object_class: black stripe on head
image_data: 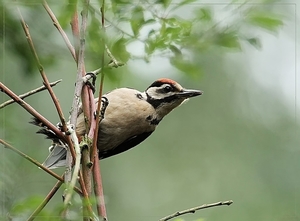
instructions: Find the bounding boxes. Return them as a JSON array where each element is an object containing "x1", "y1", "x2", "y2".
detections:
[
  {"x1": 146, "y1": 93, "x2": 180, "y2": 109},
  {"x1": 145, "y1": 79, "x2": 184, "y2": 108}
]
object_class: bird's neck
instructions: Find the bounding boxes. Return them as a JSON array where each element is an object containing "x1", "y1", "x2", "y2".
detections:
[{"x1": 141, "y1": 91, "x2": 185, "y2": 120}]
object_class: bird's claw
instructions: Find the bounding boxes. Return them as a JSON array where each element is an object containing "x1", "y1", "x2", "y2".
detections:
[{"x1": 84, "y1": 72, "x2": 97, "y2": 94}]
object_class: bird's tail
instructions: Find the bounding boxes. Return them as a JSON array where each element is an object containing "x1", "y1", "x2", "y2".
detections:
[
  {"x1": 43, "y1": 144, "x2": 67, "y2": 169},
  {"x1": 30, "y1": 118, "x2": 67, "y2": 169}
]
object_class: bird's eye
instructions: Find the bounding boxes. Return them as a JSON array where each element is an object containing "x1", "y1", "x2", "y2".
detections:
[{"x1": 163, "y1": 85, "x2": 172, "y2": 93}]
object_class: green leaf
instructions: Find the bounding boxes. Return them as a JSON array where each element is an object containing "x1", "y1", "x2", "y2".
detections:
[
  {"x1": 111, "y1": 37, "x2": 131, "y2": 63},
  {"x1": 246, "y1": 12, "x2": 283, "y2": 32},
  {"x1": 169, "y1": 44, "x2": 182, "y2": 56},
  {"x1": 145, "y1": 40, "x2": 156, "y2": 55},
  {"x1": 130, "y1": 6, "x2": 145, "y2": 36},
  {"x1": 195, "y1": 7, "x2": 212, "y2": 21},
  {"x1": 214, "y1": 31, "x2": 241, "y2": 50}
]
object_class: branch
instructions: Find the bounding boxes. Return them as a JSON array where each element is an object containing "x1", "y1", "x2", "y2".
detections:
[
  {"x1": 0, "y1": 79, "x2": 62, "y2": 109},
  {"x1": 42, "y1": 0, "x2": 77, "y2": 61},
  {"x1": 159, "y1": 200, "x2": 233, "y2": 221},
  {"x1": 105, "y1": 44, "x2": 124, "y2": 68}
]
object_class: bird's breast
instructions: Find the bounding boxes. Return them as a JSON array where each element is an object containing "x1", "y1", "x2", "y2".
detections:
[{"x1": 97, "y1": 88, "x2": 157, "y2": 151}]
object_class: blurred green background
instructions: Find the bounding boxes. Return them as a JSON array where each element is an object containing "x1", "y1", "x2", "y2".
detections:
[{"x1": 1, "y1": 0, "x2": 299, "y2": 220}]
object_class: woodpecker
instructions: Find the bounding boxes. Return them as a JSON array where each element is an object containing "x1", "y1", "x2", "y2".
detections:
[{"x1": 32, "y1": 78, "x2": 202, "y2": 169}]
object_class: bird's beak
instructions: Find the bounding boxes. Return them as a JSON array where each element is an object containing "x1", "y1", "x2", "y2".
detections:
[{"x1": 178, "y1": 89, "x2": 203, "y2": 98}]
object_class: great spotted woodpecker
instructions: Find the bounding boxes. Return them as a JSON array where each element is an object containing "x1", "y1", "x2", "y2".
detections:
[{"x1": 32, "y1": 78, "x2": 202, "y2": 168}]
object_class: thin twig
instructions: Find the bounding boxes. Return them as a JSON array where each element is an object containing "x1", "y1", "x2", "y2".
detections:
[
  {"x1": 27, "y1": 180, "x2": 63, "y2": 221},
  {"x1": 105, "y1": 44, "x2": 124, "y2": 67},
  {"x1": 42, "y1": 0, "x2": 77, "y2": 61},
  {"x1": 0, "y1": 139, "x2": 82, "y2": 195},
  {"x1": 159, "y1": 200, "x2": 234, "y2": 221},
  {"x1": 0, "y1": 79, "x2": 61, "y2": 109}
]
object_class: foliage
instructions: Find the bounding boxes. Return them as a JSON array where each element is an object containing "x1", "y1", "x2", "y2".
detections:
[{"x1": 0, "y1": 0, "x2": 283, "y2": 77}]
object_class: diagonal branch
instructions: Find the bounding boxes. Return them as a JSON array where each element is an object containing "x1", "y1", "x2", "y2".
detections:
[
  {"x1": 159, "y1": 200, "x2": 233, "y2": 221},
  {"x1": 42, "y1": 0, "x2": 77, "y2": 61},
  {"x1": 0, "y1": 79, "x2": 62, "y2": 109}
]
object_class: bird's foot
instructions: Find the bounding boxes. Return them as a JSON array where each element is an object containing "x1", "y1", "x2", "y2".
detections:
[{"x1": 84, "y1": 72, "x2": 97, "y2": 94}]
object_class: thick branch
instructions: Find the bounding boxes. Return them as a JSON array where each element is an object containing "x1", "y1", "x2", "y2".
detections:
[
  {"x1": 0, "y1": 79, "x2": 61, "y2": 109},
  {"x1": 159, "y1": 200, "x2": 233, "y2": 221}
]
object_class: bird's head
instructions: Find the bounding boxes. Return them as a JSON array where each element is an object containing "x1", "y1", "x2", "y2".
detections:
[{"x1": 144, "y1": 78, "x2": 202, "y2": 118}]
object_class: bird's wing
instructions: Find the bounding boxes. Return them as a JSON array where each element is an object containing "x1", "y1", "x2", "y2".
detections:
[{"x1": 99, "y1": 131, "x2": 153, "y2": 159}]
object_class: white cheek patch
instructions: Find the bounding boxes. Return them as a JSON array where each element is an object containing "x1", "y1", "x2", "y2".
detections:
[
  {"x1": 146, "y1": 86, "x2": 176, "y2": 100},
  {"x1": 146, "y1": 87, "x2": 161, "y2": 99}
]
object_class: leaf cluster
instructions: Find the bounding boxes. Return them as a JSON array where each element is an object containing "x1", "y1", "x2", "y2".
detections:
[{"x1": 65, "y1": 0, "x2": 284, "y2": 77}]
